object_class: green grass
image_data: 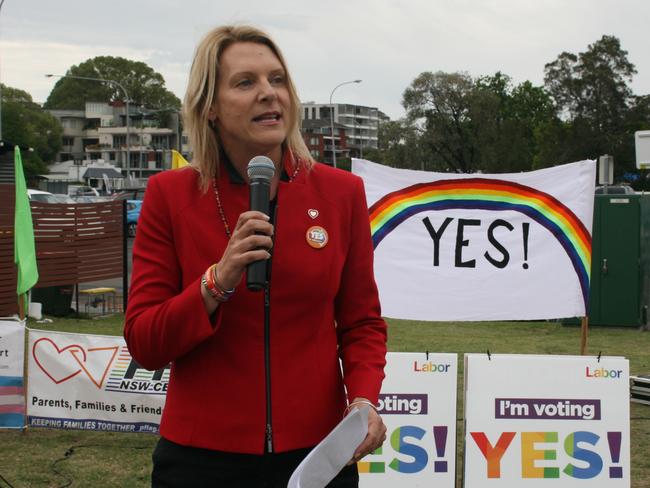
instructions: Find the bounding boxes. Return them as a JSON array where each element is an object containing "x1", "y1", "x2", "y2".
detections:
[{"x1": 1, "y1": 315, "x2": 649, "y2": 487}]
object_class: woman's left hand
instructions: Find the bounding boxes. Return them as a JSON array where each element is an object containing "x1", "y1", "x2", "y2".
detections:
[{"x1": 348, "y1": 398, "x2": 387, "y2": 464}]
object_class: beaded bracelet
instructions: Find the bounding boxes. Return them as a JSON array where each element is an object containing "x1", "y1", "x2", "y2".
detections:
[
  {"x1": 344, "y1": 399, "x2": 379, "y2": 416},
  {"x1": 202, "y1": 264, "x2": 235, "y2": 302}
]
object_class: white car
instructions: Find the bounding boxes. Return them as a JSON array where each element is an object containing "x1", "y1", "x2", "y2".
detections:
[{"x1": 27, "y1": 189, "x2": 75, "y2": 203}]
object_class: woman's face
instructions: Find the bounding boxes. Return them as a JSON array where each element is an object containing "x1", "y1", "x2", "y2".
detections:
[{"x1": 211, "y1": 42, "x2": 292, "y2": 159}]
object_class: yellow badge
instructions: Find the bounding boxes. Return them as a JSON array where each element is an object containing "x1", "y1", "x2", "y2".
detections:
[{"x1": 306, "y1": 226, "x2": 328, "y2": 249}]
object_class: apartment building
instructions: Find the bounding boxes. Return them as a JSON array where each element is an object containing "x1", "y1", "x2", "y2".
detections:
[
  {"x1": 301, "y1": 102, "x2": 386, "y2": 161},
  {"x1": 301, "y1": 119, "x2": 349, "y2": 164},
  {"x1": 48, "y1": 102, "x2": 181, "y2": 179},
  {"x1": 48, "y1": 101, "x2": 388, "y2": 177}
]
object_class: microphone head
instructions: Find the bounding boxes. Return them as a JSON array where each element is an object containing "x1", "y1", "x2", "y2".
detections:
[{"x1": 247, "y1": 156, "x2": 275, "y2": 182}]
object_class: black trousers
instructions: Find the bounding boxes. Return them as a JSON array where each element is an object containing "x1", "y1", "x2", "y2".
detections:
[{"x1": 152, "y1": 437, "x2": 359, "y2": 488}]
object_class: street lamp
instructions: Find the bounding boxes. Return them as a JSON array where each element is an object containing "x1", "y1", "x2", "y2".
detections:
[
  {"x1": 329, "y1": 79, "x2": 361, "y2": 168},
  {"x1": 45, "y1": 73, "x2": 131, "y2": 169}
]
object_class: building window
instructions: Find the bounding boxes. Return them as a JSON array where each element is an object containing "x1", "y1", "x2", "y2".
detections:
[
  {"x1": 151, "y1": 135, "x2": 169, "y2": 149},
  {"x1": 61, "y1": 118, "x2": 82, "y2": 129},
  {"x1": 113, "y1": 135, "x2": 126, "y2": 148},
  {"x1": 62, "y1": 137, "x2": 74, "y2": 146},
  {"x1": 310, "y1": 150, "x2": 320, "y2": 158},
  {"x1": 84, "y1": 119, "x2": 100, "y2": 130}
]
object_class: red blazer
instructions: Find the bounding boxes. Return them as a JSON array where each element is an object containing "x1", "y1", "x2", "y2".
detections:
[{"x1": 124, "y1": 155, "x2": 387, "y2": 454}]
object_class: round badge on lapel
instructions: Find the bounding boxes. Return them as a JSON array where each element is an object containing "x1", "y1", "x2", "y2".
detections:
[{"x1": 306, "y1": 226, "x2": 328, "y2": 249}]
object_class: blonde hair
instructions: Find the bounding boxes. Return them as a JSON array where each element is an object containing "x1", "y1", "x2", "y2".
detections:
[{"x1": 183, "y1": 24, "x2": 313, "y2": 190}]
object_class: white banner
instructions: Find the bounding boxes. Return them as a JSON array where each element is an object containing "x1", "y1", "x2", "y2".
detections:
[
  {"x1": 352, "y1": 159, "x2": 596, "y2": 321},
  {"x1": 360, "y1": 352, "x2": 457, "y2": 488},
  {"x1": 0, "y1": 320, "x2": 26, "y2": 429},
  {"x1": 27, "y1": 329, "x2": 166, "y2": 433},
  {"x1": 463, "y1": 354, "x2": 630, "y2": 487}
]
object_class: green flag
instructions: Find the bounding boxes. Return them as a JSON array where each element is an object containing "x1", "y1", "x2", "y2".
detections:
[{"x1": 14, "y1": 147, "x2": 39, "y2": 295}]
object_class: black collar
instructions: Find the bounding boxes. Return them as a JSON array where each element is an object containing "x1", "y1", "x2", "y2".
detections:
[{"x1": 221, "y1": 150, "x2": 289, "y2": 184}]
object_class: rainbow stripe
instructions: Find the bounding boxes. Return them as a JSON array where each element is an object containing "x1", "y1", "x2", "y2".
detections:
[
  {"x1": 0, "y1": 376, "x2": 25, "y2": 428},
  {"x1": 369, "y1": 178, "x2": 592, "y2": 307}
]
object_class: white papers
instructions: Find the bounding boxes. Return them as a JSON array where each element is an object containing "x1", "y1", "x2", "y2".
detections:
[{"x1": 288, "y1": 406, "x2": 369, "y2": 488}]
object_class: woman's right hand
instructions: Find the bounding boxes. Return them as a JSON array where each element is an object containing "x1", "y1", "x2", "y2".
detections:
[
  {"x1": 201, "y1": 210, "x2": 274, "y2": 313},
  {"x1": 217, "y1": 210, "x2": 274, "y2": 290}
]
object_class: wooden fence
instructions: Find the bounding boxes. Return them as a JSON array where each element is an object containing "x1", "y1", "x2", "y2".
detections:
[
  {"x1": 31, "y1": 200, "x2": 124, "y2": 286},
  {"x1": 0, "y1": 184, "x2": 17, "y2": 316},
  {"x1": 0, "y1": 187, "x2": 125, "y2": 317}
]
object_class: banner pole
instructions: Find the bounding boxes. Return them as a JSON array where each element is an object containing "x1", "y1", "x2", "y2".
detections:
[
  {"x1": 18, "y1": 293, "x2": 25, "y2": 320},
  {"x1": 22, "y1": 320, "x2": 29, "y2": 433},
  {"x1": 580, "y1": 316, "x2": 589, "y2": 355}
]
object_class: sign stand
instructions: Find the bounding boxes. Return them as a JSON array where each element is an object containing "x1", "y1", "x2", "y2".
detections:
[{"x1": 580, "y1": 316, "x2": 589, "y2": 355}]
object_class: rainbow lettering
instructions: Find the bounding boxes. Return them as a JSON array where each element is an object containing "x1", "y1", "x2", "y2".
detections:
[
  {"x1": 522, "y1": 432, "x2": 560, "y2": 478},
  {"x1": 388, "y1": 426, "x2": 428, "y2": 474},
  {"x1": 368, "y1": 179, "x2": 592, "y2": 306},
  {"x1": 470, "y1": 430, "x2": 624, "y2": 480},
  {"x1": 358, "y1": 424, "x2": 452, "y2": 475},
  {"x1": 586, "y1": 367, "x2": 623, "y2": 379},
  {"x1": 470, "y1": 431, "x2": 516, "y2": 478}
]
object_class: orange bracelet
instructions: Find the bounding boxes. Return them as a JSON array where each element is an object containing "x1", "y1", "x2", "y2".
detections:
[{"x1": 202, "y1": 264, "x2": 235, "y2": 302}]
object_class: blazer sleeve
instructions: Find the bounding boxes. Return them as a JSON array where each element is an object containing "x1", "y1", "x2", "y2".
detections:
[
  {"x1": 335, "y1": 176, "x2": 387, "y2": 404},
  {"x1": 124, "y1": 175, "x2": 222, "y2": 371}
]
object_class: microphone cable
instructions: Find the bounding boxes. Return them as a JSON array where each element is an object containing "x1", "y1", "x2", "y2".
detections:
[
  {"x1": 0, "y1": 472, "x2": 15, "y2": 488},
  {"x1": 49, "y1": 442, "x2": 152, "y2": 488}
]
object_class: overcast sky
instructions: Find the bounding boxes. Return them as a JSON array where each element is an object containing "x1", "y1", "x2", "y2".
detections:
[{"x1": 2, "y1": 0, "x2": 649, "y2": 120}]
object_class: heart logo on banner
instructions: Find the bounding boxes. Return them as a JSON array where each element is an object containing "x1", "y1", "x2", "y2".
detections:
[
  {"x1": 308, "y1": 209, "x2": 319, "y2": 219},
  {"x1": 32, "y1": 338, "x2": 119, "y2": 388},
  {"x1": 32, "y1": 338, "x2": 85, "y2": 384}
]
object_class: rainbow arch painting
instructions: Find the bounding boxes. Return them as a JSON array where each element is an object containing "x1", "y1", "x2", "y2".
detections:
[{"x1": 368, "y1": 178, "x2": 592, "y2": 308}]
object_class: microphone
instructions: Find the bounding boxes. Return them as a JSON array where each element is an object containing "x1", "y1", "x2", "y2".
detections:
[{"x1": 246, "y1": 156, "x2": 275, "y2": 291}]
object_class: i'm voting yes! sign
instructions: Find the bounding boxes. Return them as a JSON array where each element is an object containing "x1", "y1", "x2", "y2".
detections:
[{"x1": 463, "y1": 354, "x2": 630, "y2": 487}]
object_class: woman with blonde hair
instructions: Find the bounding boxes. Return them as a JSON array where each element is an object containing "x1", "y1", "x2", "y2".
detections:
[{"x1": 125, "y1": 24, "x2": 387, "y2": 487}]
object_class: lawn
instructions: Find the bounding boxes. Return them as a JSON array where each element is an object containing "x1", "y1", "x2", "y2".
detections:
[{"x1": 1, "y1": 314, "x2": 648, "y2": 487}]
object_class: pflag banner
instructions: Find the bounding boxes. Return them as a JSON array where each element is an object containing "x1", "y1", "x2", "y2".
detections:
[
  {"x1": 352, "y1": 159, "x2": 596, "y2": 321},
  {"x1": 171, "y1": 150, "x2": 189, "y2": 169},
  {"x1": 14, "y1": 147, "x2": 38, "y2": 296},
  {"x1": 0, "y1": 320, "x2": 26, "y2": 429},
  {"x1": 27, "y1": 329, "x2": 165, "y2": 433}
]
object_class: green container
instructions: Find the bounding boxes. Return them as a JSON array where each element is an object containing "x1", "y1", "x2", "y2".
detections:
[{"x1": 586, "y1": 194, "x2": 650, "y2": 327}]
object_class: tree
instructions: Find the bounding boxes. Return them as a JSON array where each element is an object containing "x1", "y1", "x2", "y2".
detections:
[
  {"x1": 400, "y1": 71, "x2": 554, "y2": 173},
  {"x1": 543, "y1": 35, "x2": 642, "y2": 173},
  {"x1": 363, "y1": 119, "x2": 437, "y2": 171},
  {"x1": 2, "y1": 84, "x2": 63, "y2": 179},
  {"x1": 44, "y1": 56, "x2": 181, "y2": 111},
  {"x1": 474, "y1": 75, "x2": 556, "y2": 172},
  {"x1": 402, "y1": 71, "x2": 478, "y2": 172},
  {"x1": 545, "y1": 36, "x2": 636, "y2": 124}
]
